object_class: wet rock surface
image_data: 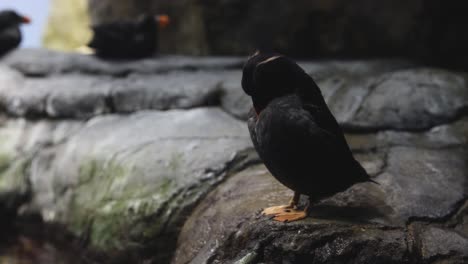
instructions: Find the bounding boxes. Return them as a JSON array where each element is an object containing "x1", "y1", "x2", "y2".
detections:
[
  {"x1": 29, "y1": 108, "x2": 253, "y2": 262},
  {"x1": 0, "y1": 49, "x2": 466, "y2": 263},
  {"x1": 174, "y1": 145, "x2": 467, "y2": 263}
]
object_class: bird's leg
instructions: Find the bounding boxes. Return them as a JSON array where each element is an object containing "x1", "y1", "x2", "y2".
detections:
[
  {"x1": 262, "y1": 192, "x2": 301, "y2": 216},
  {"x1": 271, "y1": 196, "x2": 312, "y2": 223}
]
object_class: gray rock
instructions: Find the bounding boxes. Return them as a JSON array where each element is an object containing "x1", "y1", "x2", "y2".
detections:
[
  {"x1": 44, "y1": 76, "x2": 115, "y2": 118},
  {"x1": 2, "y1": 51, "x2": 467, "y2": 134},
  {"x1": 27, "y1": 108, "x2": 253, "y2": 263},
  {"x1": 219, "y1": 60, "x2": 415, "y2": 121},
  {"x1": 218, "y1": 71, "x2": 252, "y2": 120},
  {"x1": 379, "y1": 117, "x2": 468, "y2": 148},
  {"x1": 0, "y1": 66, "x2": 112, "y2": 118},
  {"x1": 309, "y1": 67, "x2": 468, "y2": 132},
  {"x1": 0, "y1": 119, "x2": 83, "y2": 192},
  {"x1": 31, "y1": 76, "x2": 113, "y2": 118},
  {"x1": 111, "y1": 72, "x2": 223, "y2": 113},
  {"x1": 1, "y1": 49, "x2": 244, "y2": 77},
  {"x1": 213, "y1": 220, "x2": 408, "y2": 264},
  {"x1": 174, "y1": 142, "x2": 467, "y2": 263},
  {"x1": 378, "y1": 147, "x2": 467, "y2": 220},
  {"x1": 0, "y1": 118, "x2": 83, "y2": 220},
  {"x1": 225, "y1": 62, "x2": 468, "y2": 132},
  {"x1": 173, "y1": 165, "x2": 405, "y2": 264},
  {"x1": 0, "y1": 67, "x2": 226, "y2": 119},
  {"x1": 450, "y1": 201, "x2": 468, "y2": 237},
  {"x1": 350, "y1": 69, "x2": 468, "y2": 131},
  {"x1": 301, "y1": 60, "x2": 414, "y2": 79},
  {"x1": 409, "y1": 223, "x2": 468, "y2": 263},
  {"x1": 420, "y1": 226, "x2": 468, "y2": 260},
  {"x1": 343, "y1": 117, "x2": 468, "y2": 152}
]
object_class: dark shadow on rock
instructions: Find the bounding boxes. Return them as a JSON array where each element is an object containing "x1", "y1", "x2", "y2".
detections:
[
  {"x1": 308, "y1": 182, "x2": 404, "y2": 226},
  {"x1": 0, "y1": 213, "x2": 99, "y2": 264},
  {"x1": 308, "y1": 204, "x2": 395, "y2": 225}
]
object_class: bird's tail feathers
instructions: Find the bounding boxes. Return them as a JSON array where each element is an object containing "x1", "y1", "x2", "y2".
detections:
[
  {"x1": 367, "y1": 178, "x2": 380, "y2": 185},
  {"x1": 354, "y1": 159, "x2": 380, "y2": 185}
]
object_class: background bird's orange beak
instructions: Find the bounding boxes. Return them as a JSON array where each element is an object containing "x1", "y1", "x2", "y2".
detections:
[
  {"x1": 21, "y1": 16, "x2": 31, "y2": 24},
  {"x1": 156, "y1": 14, "x2": 170, "y2": 29}
]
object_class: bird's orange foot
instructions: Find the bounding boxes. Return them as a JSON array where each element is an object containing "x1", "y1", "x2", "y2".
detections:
[
  {"x1": 273, "y1": 210, "x2": 307, "y2": 223},
  {"x1": 262, "y1": 205, "x2": 307, "y2": 222},
  {"x1": 262, "y1": 205, "x2": 295, "y2": 216}
]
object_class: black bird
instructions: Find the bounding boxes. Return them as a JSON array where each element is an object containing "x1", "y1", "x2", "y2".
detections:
[
  {"x1": 0, "y1": 10, "x2": 30, "y2": 56},
  {"x1": 242, "y1": 51, "x2": 377, "y2": 222},
  {"x1": 88, "y1": 14, "x2": 170, "y2": 59}
]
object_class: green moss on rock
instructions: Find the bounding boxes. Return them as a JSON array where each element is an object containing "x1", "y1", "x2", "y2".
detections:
[
  {"x1": 66, "y1": 158, "x2": 177, "y2": 251},
  {"x1": 0, "y1": 153, "x2": 13, "y2": 174},
  {"x1": 0, "y1": 157, "x2": 29, "y2": 193}
]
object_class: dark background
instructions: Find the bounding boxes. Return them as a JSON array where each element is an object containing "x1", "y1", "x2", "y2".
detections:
[{"x1": 88, "y1": 0, "x2": 468, "y2": 69}]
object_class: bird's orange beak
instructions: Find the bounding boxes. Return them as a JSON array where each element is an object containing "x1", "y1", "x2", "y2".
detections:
[
  {"x1": 21, "y1": 16, "x2": 31, "y2": 24},
  {"x1": 155, "y1": 14, "x2": 170, "y2": 29}
]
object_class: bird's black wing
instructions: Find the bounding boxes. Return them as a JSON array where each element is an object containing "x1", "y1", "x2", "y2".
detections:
[
  {"x1": 284, "y1": 106, "x2": 372, "y2": 185},
  {"x1": 299, "y1": 74, "x2": 353, "y2": 155},
  {"x1": 90, "y1": 22, "x2": 135, "y2": 44},
  {"x1": 298, "y1": 79, "x2": 374, "y2": 183},
  {"x1": 303, "y1": 103, "x2": 351, "y2": 151},
  {"x1": 247, "y1": 107, "x2": 261, "y2": 154}
]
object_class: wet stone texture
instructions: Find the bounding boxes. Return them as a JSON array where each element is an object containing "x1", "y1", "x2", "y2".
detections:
[{"x1": 0, "y1": 49, "x2": 467, "y2": 264}]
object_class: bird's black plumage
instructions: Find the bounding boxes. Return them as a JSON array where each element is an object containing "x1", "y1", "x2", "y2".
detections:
[
  {"x1": 242, "y1": 51, "x2": 373, "y2": 203},
  {"x1": 88, "y1": 15, "x2": 161, "y2": 59},
  {"x1": 0, "y1": 10, "x2": 29, "y2": 57}
]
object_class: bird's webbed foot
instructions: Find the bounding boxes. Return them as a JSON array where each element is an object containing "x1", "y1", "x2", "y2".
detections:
[
  {"x1": 262, "y1": 192, "x2": 308, "y2": 222},
  {"x1": 272, "y1": 209, "x2": 307, "y2": 222}
]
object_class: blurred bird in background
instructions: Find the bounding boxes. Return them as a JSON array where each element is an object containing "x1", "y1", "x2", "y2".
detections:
[
  {"x1": 0, "y1": 10, "x2": 30, "y2": 56},
  {"x1": 87, "y1": 14, "x2": 170, "y2": 59}
]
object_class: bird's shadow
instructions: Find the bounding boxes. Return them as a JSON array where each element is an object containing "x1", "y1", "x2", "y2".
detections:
[
  {"x1": 303, "y1": 183, "x2": 403, "y2": 226},
  {"x1": 307, "y1": 204, "x2": 394, "y2": 225}
]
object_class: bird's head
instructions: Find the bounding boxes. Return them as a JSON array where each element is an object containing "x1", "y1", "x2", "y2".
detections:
[
  {"x1": 136, "y1": 14, "x2": 170, "y2": 30},
  {"x1": 0, "y1": 10, "x2": 31, "y2": 26},
  {"x1": 154, "y1": 14, "x2": 170, "y2": 30},
  {"x1": 242, "y1": 50, "x2": 311, "y2": 114}
]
